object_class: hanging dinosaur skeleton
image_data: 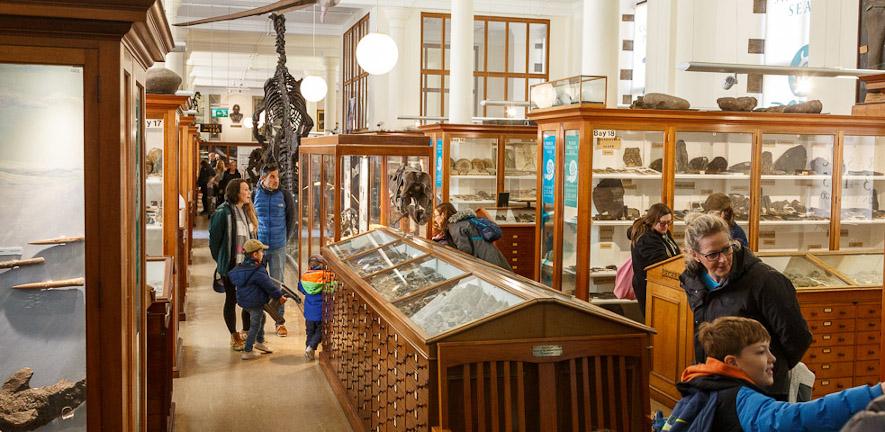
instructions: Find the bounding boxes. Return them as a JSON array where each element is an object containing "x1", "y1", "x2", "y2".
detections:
[{"x1": 176, "y1": 1, "x2": 331, "y2": 194}]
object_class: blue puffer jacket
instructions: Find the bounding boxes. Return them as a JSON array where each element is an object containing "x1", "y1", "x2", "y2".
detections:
[
  {"x1": 229, "y1": 258, "x2": 283, "y2": 308},
  {"x1": 253, "y1": 182, "x2": 295, "y2": 249}
]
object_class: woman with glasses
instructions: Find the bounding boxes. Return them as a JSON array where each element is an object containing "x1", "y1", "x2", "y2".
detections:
[
  {"x1": 680, "y1": 213, "x2": 811, "y2": 401},
  {"x1": 628, "y1": 203, "x2": 680, "y2": 317}
]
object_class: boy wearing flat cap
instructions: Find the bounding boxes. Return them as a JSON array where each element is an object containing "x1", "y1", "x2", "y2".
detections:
[{"x1": 229, "y1": 239, "x2": 287, "y2": 360}]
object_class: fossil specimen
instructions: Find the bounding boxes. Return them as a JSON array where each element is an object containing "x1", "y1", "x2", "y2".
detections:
[
  {"x1": 453, "y1": 159, "x2": 471, "y2": 175},
  {"x1": 774, "y1": 145, "x2": 808, "y2": 174},
  {"x1": 717, "y1": 96, "x2": 758, "y2": 112},
  {"x1": 783, "y1": 100, "x2": 823, "y2": 114},
  {"x1": 688, "y1": 157, "x2": 709, "y2": 172},
  {"x1": 728, "y1": 161, "x2": 751, "y2": 174},
  {"x1": 630, "y1": 93, "x2": 691, "y2": 110},
  {"x1": 592, "y1": 179, "x2": 626, "y2": 220},
  {"x1": 707, "y1": 156, "x2": 728, "y2": 174},
  {"x1": 623, "y1": 147, "x2": 643, "y2": 167},
  {"x1": 369, "y1": 264, "x2": 448, "y2": 300},
  {"x1": 0, "y1": 368, "x2": 86, "y2": 432},
  {"x1": 405, "y1": 281, "x2": 519, "y2": 336},
  {"x1": 810, "y1": 157, "x2": 831, "y2": 175},
  {"x1": 649, "y1": 158, "x2": 663, "y2": 173},
  {"x1": 676, "y1": 140, "x2": 689, "y2": 172}
]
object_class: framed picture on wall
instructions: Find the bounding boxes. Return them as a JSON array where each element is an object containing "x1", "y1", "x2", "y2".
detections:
[{"x1": 317, "y1": 108, "x2": 325, "y2": 132}]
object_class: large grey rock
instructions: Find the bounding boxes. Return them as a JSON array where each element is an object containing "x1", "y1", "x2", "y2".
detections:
[
  {"x1": 649, "y1": 158, "x2": 663, "y2": 173},
  {"x1": 676, "y1": 140, "x2": 689, "y2": 172},
  {"x1": 707, "y1": 156, "x2": 728, "y2": 174},
  {"x1": 774, "y1": 145, "x2": 808, "y2": 174},
  {"x1": 761, "y1": 151, "x2": 775, "y2": 175},
  {"x1": 728, "y1": 161, "x2": 751, "y2": 174},
  {"x1": 783, "y1": 100, "x2": 823, "y2": 114},
  {"x1": 810, "y1": 157, "x2": 831, "y2": 175},
  {"x1": 593, "y1": 179, "x2": 626, "y2": 220},
  {"x1": 717, "y1": 96, "x2": 758, "y2": 111},
  {"x1": 689, "y1": 156, "x2": 709, "y2": 172},
  {"x1": 146, "y1": 66, "x2": 182, "y2": 94},
  {"x1": 630, "y1": 93, "x2": 691, "y2": 110}
]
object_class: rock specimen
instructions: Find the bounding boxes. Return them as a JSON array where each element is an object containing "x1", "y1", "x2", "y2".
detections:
[
  {"x1": 623, "y1": 147, "x2": 643, "y2": 167},
  {"x1": 783, "y1": 100, "x2": 823, "y2": 114},
  {"x1": 627, "y1": 207, "x2": 640, "y2": 219},
  {"x1": 453, "y1": 158, "x2": 471, "y2": 175},
  {"x1": 874, "y1": 189, "x2": 880, "y2": 212},
  {"x1": 761, "y1": 151, "x2": 775, "y2": 175},
  {"x1": 689, "y1": 156, "x2": 709, "y2": 172},
  {"x1": 707, "y1": 156, "x2": 728, "y2": 174},
  {"x1": 717, "y1": 96, "x2": 758, "y2": 111},
  {"x1": 146, "y1": 65, "x2": 182, "y2": 94},
  {"x1": 728, "y1": 161, "x2": 752, "y2": 174},
  {"x1": 630, "y1": 93, "x2": 691, "y2": 110},
  {"x1": 810, "y1": 157, "x2": 831, "y2": 175},
  {"x1": 649, "y1": 158, "x2": 663, "y2": 173},
  {"x1": 774, "y1": 145, "x2": 808, "y2": 174},
  {"x1": 0, "y1": 368, "x2": 86, "y2": 432},
  {"x1": 592, "y1": 179, "x2": 626, "y2": 220},
  {"x1": 676, "y1": 140, "x2": 689, "y2": 172},
  {"x1": 754, "y1": 105, "x2": 787, "y2": 113}
]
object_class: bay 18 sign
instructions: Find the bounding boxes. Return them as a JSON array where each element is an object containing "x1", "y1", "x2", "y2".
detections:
[{"x1": 200, "y1": 123, "x2": 222, "y2": 134}]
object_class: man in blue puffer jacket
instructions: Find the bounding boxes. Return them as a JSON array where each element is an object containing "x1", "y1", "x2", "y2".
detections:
[{"x1": 252, "y1": 164, "x2": 295, "y2": 337}]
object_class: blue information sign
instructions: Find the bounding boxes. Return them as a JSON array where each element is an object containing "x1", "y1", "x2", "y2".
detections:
[
  {"x1": 564, "y1": 133, "x2": 579, "y2": 208},
  {"x1": 542, "y1": 135, "x2": 556, "y2": 204},
  {"x1": 435, "y1": 139, "x2": 443, "y2": 189}
]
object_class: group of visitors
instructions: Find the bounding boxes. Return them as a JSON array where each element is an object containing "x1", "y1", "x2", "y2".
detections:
[
  {"x1": 198, "y1": 152, "x2": 242, "y2": 216},
  {"x1": 624, "y1": 196, "x2": 884, "y2": 430}
]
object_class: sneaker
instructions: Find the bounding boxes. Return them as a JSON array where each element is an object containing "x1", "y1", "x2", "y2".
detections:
[
  {"x1": 304, "y1": 346, "x2": 315, "y2": 361},
  {"x1": 241, "y1": 350, "x2": 261, "y2": 360},
  {"x1": 254, "y1": 342, "x2": 273, "y2": 354},
  {"x1": 230, "y1": 333, "x2": 245, "y2": 352},
  {"x1": 276, "y1": 325, "x2": 288, "y2": 337}
]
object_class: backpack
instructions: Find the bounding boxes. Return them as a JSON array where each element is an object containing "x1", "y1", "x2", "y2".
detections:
[
  {"x1": 468, "y1": 216, "x2": 502, "y2": 242},
  {"x1": 660, "y1": 387, "x2": 718, "y2": 432},
  {"x1": 614, "y1": 257, "x2": 636, "y2": 300}
]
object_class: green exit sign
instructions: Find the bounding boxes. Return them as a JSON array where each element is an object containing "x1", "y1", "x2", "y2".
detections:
[{"x1": 211, "y1": 107, "x2": 229, "y2": 118}]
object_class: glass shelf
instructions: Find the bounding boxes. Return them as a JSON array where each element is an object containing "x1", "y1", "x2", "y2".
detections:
[
  {"x1": 367, "y1": 255, "x2": 467, "y2": 301},
  {"x1": 343, "y1": 241, "x2": 428, "y2": 277},
  {"x1": 449, "y1": 137, "x2": 498, "y2": 211},
  {"x1": 840, "y1": 135, "x2": 885, "y2": 250}
]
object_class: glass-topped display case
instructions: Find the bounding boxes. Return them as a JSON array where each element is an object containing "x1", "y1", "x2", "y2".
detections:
[
  {"x1": 420, "y1": 123, "x2": 537, "y2": 212},
  {"x1": 298, "y1": 133, "x2": 433, "y2": 274},
  {"x1": 757, "y1": 252, "x2": 851, "y2": 288},
  {"x1": 320, "y1": 227, "x2": 654, "y2": 432},
  {"x1": 528, "y1": 75, "x2": 607, "y2": 110},
  {"x1": 808, "y1": 250, "x2": 884, "y2": 286},
  {"x1": 527, "y1": 104, "x2": 885, "y2": 302}
]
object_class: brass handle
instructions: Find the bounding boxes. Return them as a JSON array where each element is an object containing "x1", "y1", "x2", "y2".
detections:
[
  {"x1": 823, "y1": 321, "x2": 832, "y2": 326},
  {"x1": 512, "y1": 242, "x2": 518, "y2": 247},
  {"x1": 822, "y1": 364, "x2": 831, "y2": 369},
  {"x1": 822, "y1": 380, "x2": 830, "y2": 385},
  {"x1": 823, "y1": 335, "x2": 832, "y2": 340},
  {"x1": 511, "y1": 258, "x2": 518, "y2": 262},
  {"x1": 824, "y1": 307, "x2": 832, "y2": 313},
  {"x1": 512, "y1": 235, "x2": 519, "y2": 239},
  {"x1": 823, "y1": 348, "x2": 831, "y2": 353}
]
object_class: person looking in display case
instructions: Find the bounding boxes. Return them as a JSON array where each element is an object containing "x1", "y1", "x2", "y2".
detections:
[
  {"x1": 628, "y1": 203, "x2": 680, "y2": 317},
  {"x1": 209, "y1": 178, "x2": 259, "y2": 351},
  {"x1": 207, "y1": 160, "x2": 226, "y2": 214},
  {"x1": 703, "y1": 192, "x2": 748, "y2": 247},
  {"x1": 229, "y1": 239, "x2": 287, "y2": 360},
  {"x1": 662, "y1": 316, "x2": 883, "y2": 431},
  {"x1": 252, "y1": 164, "x2": 295, "y2": 337},
  {"x1": 432, "y1": 202, "x2": 511, "y2": 270},
  {"x1": 680, "y1": 213, "x2": 812, "y2": 402},
  {"x1": 299, "y1": 255, "x2": 332, "y2": 361}
]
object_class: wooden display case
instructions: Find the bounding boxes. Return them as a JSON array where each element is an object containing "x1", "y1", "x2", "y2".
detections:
[
  {"x1": 298, "y1": 133, "x2": 434, "y2": 273},
  {"x1": 476, "y1": 206, "x2": 537, "y2": 280},
  {"x1": 527, "y1": 105, "x2": 885, "y2": 303},
  {"x1": 178, "y1": 114, "x2": 199, "y2": 321},
  {"x1": 645, "y1": 250, "x2": 883, "y2": 407},
  {"x1": 145, "y1": 94, "x2": 189, "y2": 378},
  {"x1": 146, "y1": 256, "x2": 174, "y2": 432},
  {"x1": 0, "y1": 1, "x2": 174, "y2": 429},
  {"x1": 321, "y1": 227, "x2": 654, "y2": 432},
  {"x1": 419, "y1": 124, "x2": 538, "y2": 212}
]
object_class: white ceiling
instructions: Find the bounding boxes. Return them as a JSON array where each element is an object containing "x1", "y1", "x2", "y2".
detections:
[{"x1": 173, "y1": 0, "x2": 579, "y2": 89}]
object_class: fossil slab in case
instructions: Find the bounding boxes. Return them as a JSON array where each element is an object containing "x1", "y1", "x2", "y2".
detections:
[{"x1": 320, "y1": 227, "x2": 655, "y2": 432}]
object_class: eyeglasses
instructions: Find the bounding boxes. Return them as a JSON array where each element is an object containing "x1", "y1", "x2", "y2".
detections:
[
  {"x1": 657, "y1": 220, "x2": 672, "y2": 227},
  {"x1": 696, "y1": 243, "x2": 735, "y2": 262}
]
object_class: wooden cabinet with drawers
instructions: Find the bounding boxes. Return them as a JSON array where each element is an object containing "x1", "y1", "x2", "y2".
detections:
[
  {"x1": 478, "y1": 207, "x2": 538, "y2": 281},
  {"x1": 646, "y1": 251, "x2": 883, "y2": 407}
]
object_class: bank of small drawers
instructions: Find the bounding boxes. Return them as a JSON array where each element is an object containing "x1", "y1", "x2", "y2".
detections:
[
  {"x1": 495, "y1": 226, "x2": 536, "y2": 280},
  {"x1": 802, "y1": 302, "x2": 881, "y2": 398}
]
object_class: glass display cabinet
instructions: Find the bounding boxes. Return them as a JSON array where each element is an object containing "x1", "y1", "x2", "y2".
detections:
[
  {"x1": 419, "y1": 123, "x2": 537, "y2": 212},
  {"x1": 527, "y1": 103, "x2": 885, "y2": 302},
  {"x1": 145, "y1": 94, "x2": 190, "y2": 258},
  {"x1": 298, "y1": 133, "x2": 433, "y2": 274},
  {"x1": 529, "y1": 75, "x2": 607, "y2": 110},
  {"x1": 0, "y1": 2, "x2": 174, "y2": 430},
  {"x1": 645, "y1": 250, "x2": 883, "y2": 407},
  {"x1": 321, "y1": 228, "x2": 654, "y2": 432}
]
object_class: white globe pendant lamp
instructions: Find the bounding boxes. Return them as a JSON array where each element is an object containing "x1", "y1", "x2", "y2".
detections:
[
  {"x1": 356, "y1": 32, "x2": 399, "y2": 75},
  {"x1": 302, "y1": 75, "x2": 327, "y2": 102}
]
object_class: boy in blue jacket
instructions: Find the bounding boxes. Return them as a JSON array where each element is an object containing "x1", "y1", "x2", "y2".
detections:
[
  {"x1": 229, "y1": 239, "x2": 287, "y2": 360},
  {"x1": 298, "y1": 255, "x2": 331, "y2": 361},
  {"x1": 663, "y1": 316, "x2": 884, "y2": 431}
]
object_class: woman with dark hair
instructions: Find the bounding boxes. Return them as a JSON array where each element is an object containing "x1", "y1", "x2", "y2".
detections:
[
  {"x1": 628, "y1": 203, "x2": 681, "y2": 317},
  {"x1": 704, "y1": 193, "x2": 749, "y2": 247},
  {"x1": 432, "y1": 202, "x2": 511, "y2": 270},
  {"x1": 209, "y1": 178, "x2": 259, "y2": 351}
]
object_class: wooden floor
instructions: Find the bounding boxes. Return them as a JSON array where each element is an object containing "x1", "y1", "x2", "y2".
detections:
[{"x1": 172, "y1": 220, "x2": 352, "y2": 432}]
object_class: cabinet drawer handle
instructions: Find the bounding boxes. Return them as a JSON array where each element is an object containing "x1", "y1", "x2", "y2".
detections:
[
  {"x1": 822, "y1": 364, "x2": 831, "y2": 369},
  {"x1": 822, "y1": 335, "x2": 832, "y2": 340},
  {"x1": 512, "y1": 266, "x2": 519, "y2": 270},
  {"x1": 512, "y1": 235, "x2": 519, "y2": 239},
  {"x1": 511, "y1": 258, "x2": 518, "y2": 262},
  {"x1": 512, "y1": 243, "x2": 518, "y2": 247},
  {"x1": 823, "y1": 348, "x2": 831, "y2": 353},
  {"x1": 822, "y1": 380, "x2": 830, "y2": 385},
  {"x1": 824, "y1": 307, "x2": 832, "y2": 313},
  {"x1": 823, "y1": 321, "x2": 832, "y2": 327},
  {"x1": 869, "y1": 365, "x2": 877, "y2": 372}
]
